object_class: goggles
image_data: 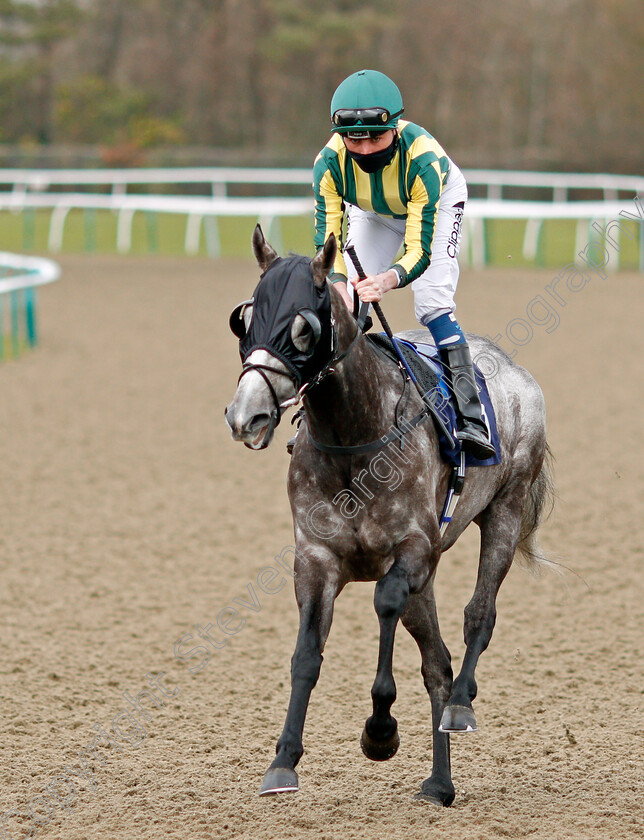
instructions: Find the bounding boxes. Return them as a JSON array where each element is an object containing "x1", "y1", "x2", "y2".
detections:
[{"x1": 332, "y1": 107, "x2": 402, "y2": 131}]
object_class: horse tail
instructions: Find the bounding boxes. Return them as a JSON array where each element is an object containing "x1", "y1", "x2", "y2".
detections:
[{"x1": 516, "y1": 443, "x2": 557, "y2": 574}]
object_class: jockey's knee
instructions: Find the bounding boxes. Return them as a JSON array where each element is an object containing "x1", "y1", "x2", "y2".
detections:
[{"x1": 416, "y1": 304, "x2": 454, "y2": 325}]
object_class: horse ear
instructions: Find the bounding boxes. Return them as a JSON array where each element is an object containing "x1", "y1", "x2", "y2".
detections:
[
  {"x1": 311, "y1": 234, "x2": 337, "y2": 288},
  {"x1": 252, "y1": 224, "x2": 279, "y2": 272}
]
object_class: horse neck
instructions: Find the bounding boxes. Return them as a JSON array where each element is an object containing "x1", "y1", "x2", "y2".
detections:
[{"x1": 304, "y1": 292, "x2": 402, "y2": 446}]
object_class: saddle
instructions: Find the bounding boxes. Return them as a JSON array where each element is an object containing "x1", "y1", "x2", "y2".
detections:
[
  {"x1": 367, "y1": 333, "x2": 439, "y2": 394},
  {"x1": 365, "y1": 333, "x2": 501, "y2": 467}
]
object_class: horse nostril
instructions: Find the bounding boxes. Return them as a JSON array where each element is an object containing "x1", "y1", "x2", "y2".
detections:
[{"x1": 224, "y1": 403, "x2": 239, "y2": 433}]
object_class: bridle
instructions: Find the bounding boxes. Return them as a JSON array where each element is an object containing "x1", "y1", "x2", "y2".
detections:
[{"x1": 236, "y1": 312, "x2": 362, "y2": 428}]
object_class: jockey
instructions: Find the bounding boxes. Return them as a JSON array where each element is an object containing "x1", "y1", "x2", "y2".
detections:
[{"x1": 307, "y1": 68, "x2": 495, "y2": 461}]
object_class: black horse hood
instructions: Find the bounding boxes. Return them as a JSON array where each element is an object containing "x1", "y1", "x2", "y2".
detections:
[{"x1": 239, "y1": 256, "x2": 332, "y2": 384}]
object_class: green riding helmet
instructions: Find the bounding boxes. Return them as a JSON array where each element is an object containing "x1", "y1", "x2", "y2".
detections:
[{"x1": 330, "y1": 69, "x2": 404, "y2": 134}]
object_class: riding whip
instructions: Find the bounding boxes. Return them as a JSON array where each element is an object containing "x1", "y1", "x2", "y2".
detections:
[
  {"x1": 345, "y1": 246, "x2": 424, "y2": 394},
  {"x1": 344, "y1": 245, "x2": 465, "y2": 531}
]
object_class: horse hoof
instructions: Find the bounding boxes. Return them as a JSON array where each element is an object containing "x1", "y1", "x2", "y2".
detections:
[
  {"x1": 414, "y1": 778, "x2": 455, "y2": 807},
  {"x1": 258, "y1": 767, "x2": 299, "y2": 795},
  {"x1": 360, "y1": 726, "x2": 400, "y2": 761},
  {"x1": 438, "y1": 704, "x2": 478, "y2": 733},
  {"x1": 414, "y1": 791, "x2": 449, "y2": 808}
]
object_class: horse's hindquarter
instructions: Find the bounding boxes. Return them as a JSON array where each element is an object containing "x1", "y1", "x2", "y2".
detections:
[
  {"x1": 469, "y1": 335, "x2": 547, "y2": 468},
  {"x1": 442, "y1": 336, "x2": 548, "y2": 542}
]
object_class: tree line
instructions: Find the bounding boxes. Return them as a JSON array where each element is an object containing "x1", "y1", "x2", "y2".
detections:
[{"x1": 0, "y1": 0, "x2": 641, "y2": 172}]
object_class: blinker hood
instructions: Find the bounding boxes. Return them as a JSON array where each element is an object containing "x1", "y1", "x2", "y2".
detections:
[{"x1": 238, "y1": 256, "x2": 332, "y2": 385}]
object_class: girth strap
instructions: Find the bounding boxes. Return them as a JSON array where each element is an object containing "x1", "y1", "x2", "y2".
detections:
[{"x1": 439, "y1": 451, "x2": 466, "y2": 535}]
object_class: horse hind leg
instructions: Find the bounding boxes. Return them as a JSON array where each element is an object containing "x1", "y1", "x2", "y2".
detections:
[
  {"x1": 440, "y1": 489, "x2": 526, "y2": 734},
  {"x1": 401, "y1": 589, "x2": 456, "y2": 807}
]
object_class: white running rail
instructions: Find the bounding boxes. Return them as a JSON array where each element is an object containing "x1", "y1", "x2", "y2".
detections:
[
  {"x1": 0, "y1": 252, "x2": 60, "y2": 358},
  {"x1": 1, "y1": 167, "x2": 643, "y2": 200},
  {"x1": 0, "y1": 192, "x2": 640, "y2": 269},
  {"x1": 0, "y1": 252, "x2": 61, "y2": 293},
  {"x1": 0, "y1": 168, "x2": 642, "y2": 268}
]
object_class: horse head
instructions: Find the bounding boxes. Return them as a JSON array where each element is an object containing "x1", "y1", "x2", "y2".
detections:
[{"x1": 225, "y1": 225, "x2": 337, "y2": 449}]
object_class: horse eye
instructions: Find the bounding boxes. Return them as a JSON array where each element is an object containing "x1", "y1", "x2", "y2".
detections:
[{"x1": 291, "y1": 314, "x2": 313, "y2": 352}]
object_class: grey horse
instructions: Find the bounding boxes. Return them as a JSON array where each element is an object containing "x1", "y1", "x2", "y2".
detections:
[{"x1": 225, "y1": 227, "x2": 553, "y2": 806}]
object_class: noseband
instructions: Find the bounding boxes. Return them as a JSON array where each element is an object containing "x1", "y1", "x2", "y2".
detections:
[{"x1": 236, "y1": 361, "x2": 297, "y2": 428}]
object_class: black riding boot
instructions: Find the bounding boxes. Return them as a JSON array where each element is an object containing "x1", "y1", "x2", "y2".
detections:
[{"x1": 440, "y1": 343, "x2": 496, "y2": 460}]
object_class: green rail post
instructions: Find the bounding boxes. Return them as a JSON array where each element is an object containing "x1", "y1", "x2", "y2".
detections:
[
  {"x1": 25, "y1": 286, "x2": 37, "y2": 346},
  {"x1": 23, "y1": 209, "x2": 36, "y2": 251},
  {"x1": 486, "y1": 218, "x2": 495, "y2": 266},
  {"x1": 84, "y1": 208, "x2": 97, "y2": 252},
  {"x1": 535, "y1": 221, "x2": 545, "y2": 268},
  {"x1": 204, "y1": 216, "x2": 221, "y2": 257},
  {"x1": 145, "y1": 211, "x2": 159, "y2": 253},
  {"x1": 10, "y1": 290, "x2": 20, "y2": 357},
  {"x1": 0, "y1": 294, "x2": 4, "y2": 360}
]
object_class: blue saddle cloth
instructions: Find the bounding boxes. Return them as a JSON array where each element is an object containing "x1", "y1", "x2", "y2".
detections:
[{"x1": 372, "y1": 334, "x2": 501, "y2": 468}]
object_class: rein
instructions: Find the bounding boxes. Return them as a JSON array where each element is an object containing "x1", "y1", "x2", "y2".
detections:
[
  {"x1": 236, "y1": 252, "x2": 467, "y2": 535},
  {"x1": 299, "y1": 317, "x2": 362, "y2": 397},
  {"x1": 346, "y1": 245, "x2": 434, "y2": 404},
  {"x1": 309, "y1": 246, "x2": 468, "y2": 534},
  {"x1": 304, "y1": 247, "x2": 454, "y2": 454},
  {"x1": 306, "y1": 405, "x2": 431, "y2": 456}
]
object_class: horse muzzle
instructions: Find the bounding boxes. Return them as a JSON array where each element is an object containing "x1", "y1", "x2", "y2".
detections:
[{"x1": 224, "y1": 402, "x2": 280, "y2": 450}]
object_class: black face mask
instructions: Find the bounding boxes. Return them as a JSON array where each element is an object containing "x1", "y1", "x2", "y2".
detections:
[
  {"x1": 346, "y1": 135, "x2": 399, "y2": 173},
  {"x1": 231, "y1": 256, "x2": 333, "y2": 386}
]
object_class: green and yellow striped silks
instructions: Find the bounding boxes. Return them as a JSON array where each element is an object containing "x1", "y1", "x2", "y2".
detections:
[{"x1": 313, "y1": 120, "x2": 450, "y2": 286}]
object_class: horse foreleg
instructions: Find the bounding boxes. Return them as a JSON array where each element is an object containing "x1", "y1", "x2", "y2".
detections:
[
  {"x1": 401, "y1": 589, "x2": 456, "y2": 806},
  {"x1": 360, "y1": 562, "x2": 410, "y2": 761},
  {"x1": 441, "y1": 494, "x2": 523, "y2": 734},
  {"x1": 259, "y1": 560, "x2": 340, "y2": 795}
]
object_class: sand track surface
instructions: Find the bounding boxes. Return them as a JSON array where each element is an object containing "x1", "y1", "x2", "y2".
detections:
[{"x1": 0, "y1": 255, "x2": 642, "y2": 840}]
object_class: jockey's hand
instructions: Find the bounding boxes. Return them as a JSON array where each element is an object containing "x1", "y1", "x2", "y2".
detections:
[{"x1": 352, "y1": 269, "x2": 398, "y2": 303}]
